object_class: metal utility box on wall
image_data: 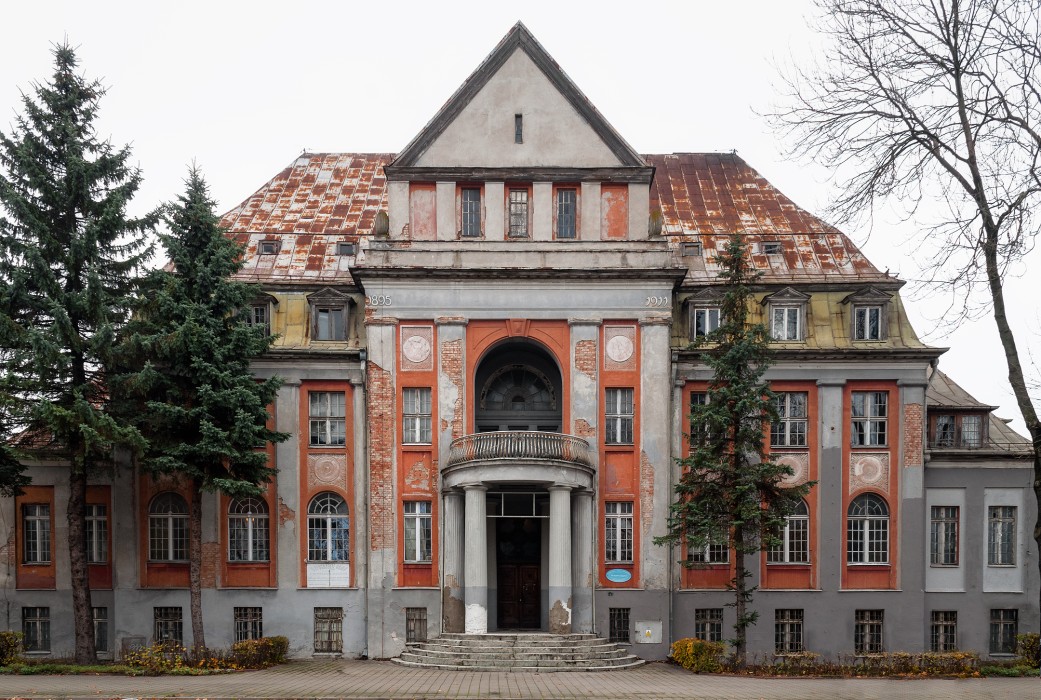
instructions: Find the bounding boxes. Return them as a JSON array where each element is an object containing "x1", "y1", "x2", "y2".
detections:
[{"x1": 634, "y1": 620, "x2": 662, "y2": 644}]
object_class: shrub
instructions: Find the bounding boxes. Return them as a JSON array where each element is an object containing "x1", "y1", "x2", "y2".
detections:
[
  {"x1": 838, "y1": 651, "x2": 978, "y2": 676},
  {"x1": 231, "y1": 636, "x2": 289, "y2": 669},
  {"x1": 1017, "y1": 633, "x2": 1040, "y2": 668},
  {"x1": 0, "y1": 631, "x2": 23, "y2": 665},
  {"x1": 670, "y1": 637, "x2": 726, "y2": 673},
  {"x1": 123, "y1": 642, "x2": 189, "y2": 675}
]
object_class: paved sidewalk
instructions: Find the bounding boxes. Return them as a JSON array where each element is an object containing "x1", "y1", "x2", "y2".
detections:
[{"x1": 0, "y1": 658, "x2": 1035, "y2": 699}]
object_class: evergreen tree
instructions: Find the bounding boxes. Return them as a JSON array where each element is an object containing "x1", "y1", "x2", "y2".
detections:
[
  {"x1": 656, "y1": 234, "x2": 812, "y2": 667},
  {"x1": 113, "y1": 168, "x2": 287, "y2": 651},
  {"x1": 0, "y1": 44, "x2": 155, "y2": 663}
]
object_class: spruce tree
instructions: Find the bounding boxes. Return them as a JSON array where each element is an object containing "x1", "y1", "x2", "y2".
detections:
[
  {"x1": 656, "y1": 234, "x2": 812, "y2": 667},
  {"x1": 0, "y1": 44, "x2": 154, "y2": 663},
  {"x1": 113, "y1": 168, "x2": 287, "y2": 651}
]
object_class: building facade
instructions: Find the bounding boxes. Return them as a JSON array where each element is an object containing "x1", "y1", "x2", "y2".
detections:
[{"x1": 2, "y1": 23, "x2": 1037, "y2": 662}]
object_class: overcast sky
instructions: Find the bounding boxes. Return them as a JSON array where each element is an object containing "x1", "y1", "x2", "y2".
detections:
[{"x1": 2, "y1": 0, "x2": 1038, "y2": 434}]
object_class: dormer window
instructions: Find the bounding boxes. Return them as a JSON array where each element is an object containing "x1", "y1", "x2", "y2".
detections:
[
  {"x1": 842, "y1": 287, "x2": 893, "y2": 342},
  {"x1": 763, "y1": 241, "x2": 782, "y2": 255},
  {"x1": 686, "y1": 290, "x2": 724, "y2": 341},
  {"x1": 762, "y1": 288, "x2": 810, "y2": 342},
  {"x1": 259, "y1": 240, "x2": 280, "y2": 255},
  {"x1": 681, "y1": 242, "x2": 702, "y2": 257},
  {"x1": 246, "y1": 293, "x2": 278, "y2": 336},
  {"x1": 929, "y1": 413, "x2": 986, "y2": 449},
  {"x1": 854, "y1": 305, "x2": 883, "y2": 340},
  {"x1": 307, "y1": 288, "x2": 351, "y2": 342},
  {"x1": 336, "y1": 242, "x2": 356, "y2": 256}
]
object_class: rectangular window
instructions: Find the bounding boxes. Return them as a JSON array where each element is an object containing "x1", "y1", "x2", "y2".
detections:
[
  {"x1": 604, "y1": 502, "x2": 633, "y2": 563},
  {"x1": 960, "y1": 414, "x2": 982, "y2": 447},
  {"x1": 774, "y1": 609, "x2": 804, "y2": 654},
  {"x1": 763, "y1": 241, "x2": 782, "y2": 255},
  {"x1": 153, "y1": 607, "x2": 183, "y2": 644},
  {"x1": 929, "y1": 506, "x2": 959, "y2": 566},
  {"x1": 605, "y1": 388, "x2": 634, "y2": 445},
  {"x1": 771, "y1": 306, "x2": 801, "y2": 340},
  {"x1": 688, "y1": 532, "x2": 729, "y2": 564},
  {"x1": 934, "y1": 415, "x2": 955, "y2": 447},
  {"x1": 694, "y1": 608, "x2": 723, "y2": 642},
  {"x1": 989, "y1": 609, "x2": 1018, "y2": 654},
  {"x1": 309, "y1": 391, "x2": 346, "y2": 446},
  {"x1": 854, "y1": 306, "x2": 883, "y2": 340},
  {"x1": 609, "y1": 608, "x2": 630, "y2": 643},
  {"x1": 508, "y1": 188, "x2": 529, "y2": 238},
  {"x1": 987, "y1": 505, "x2": 1016, "y2": 566},
  {"x1": 930, "y1": 611, "x2": 957, "y2": 652},
  {"x1": 851, "y1": 391, "x2": 887, "y2": 446},
  {"x1": 556, "y1": 188, "x2": 577, "y2": 239},
  {"x1": 689, "y1": 392, "x2": 709, "y2": 445},
  {"x1": 403, "y1": 501, "x2": 432, "y2": 563},
  {"x1": 767, "y1": 506, "x2": 809, "y2": 564},
  {"x1": 22, "y1": 503, "x2": 51, "y2": 564},
  {"x1": 854, "y1": 609, "x2": 884, "y2": 654},
  {"x1": 406, "y1": 607, "x2": 428, "y2": 643},
  {"x1": 314, "y1": 607, "x2": 343, "y2": 653},
  {"x1": 461, "y1": 187, "x2": 482, "y2": 238},
  {"x1": 771, "y1": 392, "x2": 808, "y2": 447},
  {"x1": 514, "y1": 113, "x2": 523, "y2": 143},
  {"x1": 314, "y1": 306, "x2": 346, "y2": 341},
  {"x1": 86, "y1": 503, "x2": 108, "y2": 564},
  {"x1": 402, "y1": 388, "x2": 432, "y2": 444},
  {"x1": 249, "y1": 304, "x2": 270, "y2": 335},
  {"x1": 336, "y1": 242, "x2": 356, "y2": 256},
  {"x1": 258, "y1": 240, "x2": 279, "y2": 255},
  {"x1": 691, "y1": 307, "x2": 721, "y2": 339},
  {"x1": 93, "y1": 607, "x2": 109, "y2": 652},
  {"x1": 234, "y1": 607, "x2": 263, "y2": 642},
  {"x1": 22, "y1": 607, "x2": 50, "y2": 652}
]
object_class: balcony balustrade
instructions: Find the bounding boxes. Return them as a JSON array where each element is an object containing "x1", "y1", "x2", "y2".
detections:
[{"x1": 445, "y1": 431, "x2": 594, "y2": 470}]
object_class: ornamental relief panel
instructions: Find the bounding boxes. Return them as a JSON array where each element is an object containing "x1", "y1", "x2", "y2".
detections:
[
  {"x1": 400, "y1": 325, "x2": 434, "y2": 371},
  {"x1": 776, "y1": 452, "x2": 810, "y2": 487},
  {"x1": 849, "y1": 452, "x2": 890, "y2": 494},
  {"x1": 604, "y1": 325, "x2": 636, "y2": 370},
  {"x1": 308, "y1": 453, "x2": 348, "y2": 490}
]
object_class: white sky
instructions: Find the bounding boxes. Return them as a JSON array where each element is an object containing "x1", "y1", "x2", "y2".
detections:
[{"x1": 2, "y1": 0, "x2": 1038, "y2": 434}]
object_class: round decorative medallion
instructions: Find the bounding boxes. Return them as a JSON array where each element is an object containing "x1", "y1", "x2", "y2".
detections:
[
  {"x1": 854, "y1": 455, "x2": 884, "y2": 484},
  {"x1": 402, "y1": 334, "x2": 432, "y2": 364},
  {"x1": 606, "y1": 335, "x2": 634, "y2": 363},
  {"x1": 312, "y1": 455, "x2": 341, "y2": 484},
  {"x1": 778, "y1": 455, "x2": 806, "y2": 485}
]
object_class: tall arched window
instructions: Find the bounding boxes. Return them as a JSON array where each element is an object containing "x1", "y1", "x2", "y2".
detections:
[
  {"x1": 228, "y1": 497, "x2": 270, "y2": 562},
  {"x1": 847, "y1": 493, "x2": 889, "y2": 564},
  {"x1": 149, "y1": 493, "x2": 188, "y2": 562},
  {"x1": 308, "y1": 493, "x2": 349, "y2": 561},
  {"x1": 768, "y1": 500, "x2": 809, "y2": 564}
]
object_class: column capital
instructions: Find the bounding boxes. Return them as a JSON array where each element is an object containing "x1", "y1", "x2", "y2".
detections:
[
  {"x1": 462, "y1": 483, "x2": 488, "y2": 492},
  {"x1": 548, "y1": 483, "x2": 574, "y2": 492}
]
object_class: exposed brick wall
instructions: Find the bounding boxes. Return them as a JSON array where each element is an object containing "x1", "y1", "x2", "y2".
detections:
[
  {"x1": 640, "y1": 450, "x2": 655, "y2": 534},
  {"x1": 441, "y1": 339, "x2": 464, "y2": 440},
  {"x1": 278, "y1": 497, "x2": 295, "y2": 527},
  {"x1": 368, "y1": 360, "x2": 394, "y2": 551},
  {"x1": 574, "y1": 340, "x2": 597, "y2": 380},
  {"x1": 573, "y1": 418, "x2": 595, "y2": 438},
  {"x1": 904, "y1": 402, "x2": 923, "y2": 467},
  {"x1": 2, "y1": 529, "x2": 14, "y2": 567},
  {"x1": 201, "y1": 542, "x2": 219, "y2": 588}
]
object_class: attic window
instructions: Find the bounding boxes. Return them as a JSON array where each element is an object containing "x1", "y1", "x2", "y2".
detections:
[
  {"x1": 763, "y1": 241, "x2": 782, "y2": 255},
  {"x1": 515, "y1": 114, "x2": 523, "y2": 144},
  {"x1": 681, "y1": 242, "x2": 703, "y2": 257},
  {"x1": 336, "y1": 242, "x2": 356, "y2": 256},
  {"x1": 259, "y1": 241, "x2": 280, "y2": 255}
]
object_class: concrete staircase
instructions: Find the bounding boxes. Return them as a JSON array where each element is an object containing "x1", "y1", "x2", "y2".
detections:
[{"x1": 392, "y1": 632, "x2": 645, "y2": 672}]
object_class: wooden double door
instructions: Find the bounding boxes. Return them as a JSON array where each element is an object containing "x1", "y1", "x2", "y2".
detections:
[{"x1": 496, "y1": 518, "x2": 541, "y2": 629}]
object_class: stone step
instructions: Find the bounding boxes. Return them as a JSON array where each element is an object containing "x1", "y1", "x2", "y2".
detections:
[
  {"x1": 400, "y1": 652, "x2": 637, "y2": 666},
  {"x1": 414, "y1": 639, "x2": 624, "y2": 651},
  {"x1": 424, "y1": 636, "x2": 612, "y2": 648},
  {"x1": 395, "y1": 633, "x2": 644, "y2": 672},
  {"x1": 403, "y1": 646, "x2": 630, "y2": 661},
  {"x1": 391, "y1": 657, "x2": 646, "y2": 673}
]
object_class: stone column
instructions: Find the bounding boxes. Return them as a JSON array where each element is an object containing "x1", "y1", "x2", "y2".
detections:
[
  {"x1": 464, "y1": 484, "x2": 488, "y2": 634},
  {"x1": 817, "y1": 379, "x2": 846, "y2": 592},
  {"x1": 570, "y1": 489, "x2": 593, "y2": 633},
  {"x1": 548, "y1": 485, "x2": 573, "y2": 634},
  {"x1": 442, "y1": 490, "x2": 465, "y2": 632}
]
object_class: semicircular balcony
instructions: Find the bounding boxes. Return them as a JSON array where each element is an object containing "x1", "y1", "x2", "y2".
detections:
[{"x1": 442, "y1": 431, "x2": 595, "y2": 490}]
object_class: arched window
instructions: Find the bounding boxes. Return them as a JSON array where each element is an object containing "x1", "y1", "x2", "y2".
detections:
[
  {"x1": 308, "y1": 493, "x2": 349, "y2": 561},
  {"x1": 768, "y1": 500, "x2": 809, "y2": 564},
  {"x1": 228, "y1": 498, "x2": 270, "y2": 562},
  {"x1": 149, "y1": 493, "x2": 188, "y2": 562},
  {"x1": 847, "y1": 494, "x2": 889, "y2": 564}
]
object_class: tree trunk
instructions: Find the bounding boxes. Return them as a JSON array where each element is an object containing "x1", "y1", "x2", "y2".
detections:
[
  {"x1": 188, "y1": 478, "x2": 205, "y2": 652},
  {"x1": 732, "y1": 531, "x2": 747, "y2": 669},
  {"x1": 67, "y1": 462, "x2": 96, "y2": 664}
]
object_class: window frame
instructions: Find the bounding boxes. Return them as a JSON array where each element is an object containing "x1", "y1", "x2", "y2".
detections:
[
  {"x1": 403, "y1": 501, "x2": 433, "y2": 563},
  {"x1": 554, "y1": 186, "x2": 578, "y2": 240},
  {"x1": 987, "y1": 505, "x2": 1016, "y2": 566},
  {"x1": 93, "y1": 606, "x2": 109, "y2": 652},
  {"x1": 148, "y1": 492, "x2": 189, "y2": 563},
  {"x1": 604, "y1": 501, "x2": 634, "y2": 564},
  {"x1": 228, "y1": 497, "x2": 271, "y2": 563},
  {"x1": 854, "y1": 609, "x2": 885, "y2": 655},
  {"x1": 234, "y1": 606, "x2": 263, "y2": 643},
  {"x1": 687, "y1": 531, "x2": 730, "y2": 565},
  {"x1": 309, "y1": 391, "x2": 347, "y2": 447},
  {"x1": 459, "y1": 185, "x2": 483, "y2": 238},
  {"x1": 929, "y1": 505, "x2": 959, "y2": 567},
  {"x1": 989, "y1": 609, "x2": 1018, "y2": 655},
  {"x1": 307, "y1": 288, "x2": 350, "y2": 342},
  {"x1": 506, "y1": 186, "x2": 531, "y2": 238},
  {"x1": 853, "y1": 305, "x2": 884, "y2": 341},
  {"x1": 851, "y1": 391, "x2": 888, "y2": 447},
  {"x1": 22, "y1": 606, "x2": 50, "y2": 653},
  {"x1": 85, "y1": 503, "x2": 108, "y2": 564},
  {"x1": 153, "y1": 606, "x2": 183, "y2": 644},
  {"x1": 774, "y1": 609, "x2": 805, "y2": 654},
  {"x1": 22, "y1": 503, "x2": 52, "y2": 565},
  {"x1": 605, "y1": 388, "x2": 634, "y2": 445},
  {"x1": 690, "y1": 306, "x2": 721, "y2": 340},
  {"x1": 694, "y1": 608, "x2": 724, "y2": 642},
  {"x1": 847, "y1": 493, "x2": 889, "y2": 565},
  {"x1": 770, "y1": 392, "x2": 808, "y2": 448},
  {"x1": 929, "y1": 413, "x2": 987, "y2": 449},
  {"x1": 307, "y1": 492, "x2": 350, "y2": 562},
  {"x1": 930, "y1": 610, "x2": 958, "y2": 652},
  {"x1": 770, "y1": 305, "x2": 802, "y2": 341},
  {"x1": 767, "y1": 500, "x2": 809, "y2": 564},
  {"x1": 402, "y1": 388, "x2": 432, "y2": 445},
  {"x1": 314, "y1": 607, "x2": 344, "y2": 653}
]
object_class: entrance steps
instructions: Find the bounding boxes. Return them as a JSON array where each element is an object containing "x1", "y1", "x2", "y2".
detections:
[{"x1": 392, "y1": 632, "x2": 645, "y2": 672}]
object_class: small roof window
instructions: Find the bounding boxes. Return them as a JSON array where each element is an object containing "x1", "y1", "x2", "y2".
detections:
[
  {"x1": 336, "y1": 242, "x2": 356, "y2": 256},
  {"x1": 681, "y1": 242, "x2": 702, "y2": 257},
  {"x1": 762, "y1": 241, "x2": 782, "y2": 255},
  {"x1": 258, "y1": 240, "x2": 280, "y2": 255}
]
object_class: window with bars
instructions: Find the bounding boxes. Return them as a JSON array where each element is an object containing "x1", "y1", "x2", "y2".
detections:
[
  {"x1": 604, "y1": 502, "x2": 633, "y2": 563},
  {"x1": 987, "y1": 506, "x2": 1016, "y2": 566},
  {"x1": 930, "y1": 611, "x2": 957, "y2": 652},
  {"x1": 234, "y1": 607, "x2": 263, "y2": 642},
  {"x1": 690, "y1": 307, "x2": 721, "y2": 340},
  {"x1": 22, "y1": 503, "x2": 51, "y2": 564},
  {"x1": 508, "y1": 188, "x2": 530, "y2": 237},
  {"x1": 402, "y1": 388, "x2": 432, "y2": 444},
  {"x1": 770, "y1": 306, "x2": 801, "y2": 340},
  {"x1": 314, "y1": 607, "x2": 343, "y2": 653},
  {"x1": 609, "y1": 608, "x2": 630, "y2": 643},
  {"x1": 989, "y1": 609, "x2": 1018, "y2": 654},
  {"x1": 22, "y1": 607, "x2": 50, "y2": 652},
  {"x1": 854, "y1": 609, "x2": 884, "y2": 654},
  {"x1": 461, "y1": 187, "x2": 482, "y2": 237},
  {"x1": 153, "y1": 607, "x2": 183, "y2": 644},
  {"x1": 149, "y1": 493, "x2": 188, "y2": 562},
  {"x1": 689, "y1": 391, "x2": 709, "y2": 446},
  {"x1": 86, "y1": 503, "x2": 108, "y2": 564},
  {"x1": 93, "y1": 607, "x2": 109, "y2": 652},
  {"x1": 406, "y1": 607, "x2": 428, "y2": 643},
  {"x1": 847, "y1": 493, "x2": 889, "y2": 564},
  {"x1": 688, "y1": 532, "x2": 730, "y2": 564},
  {"x1": 694, "y1": 608, "x2": 723, "y2": 642},
  {"x1": 404, "y1": 501, "x2": 432, "y2": 563},
  {"x1": 771, "y1": 392, "x2": 808, "y2": 447},
  {"x1": 308, "y1": 493, "x2": 350, "y2": 562},
  {"x1": 774, "y1": 609, "x2": 804, "y2": 654},
  {"x1": 853, "y1": 305, "x2": 883, "y2": 340},
  {"x1": 851, "y1": 391, "x2": 888, "y2": 446},
  {"x1": 768, "y1": 500, "x2": 809, "y2": 564},
  {"x1": 605, "y1": 388, "x2": 634, "y2": 445},
  {"x1": 229, "y1": 498, "x2": 270, "y2": 562},
  {"x1": 929, "y1": 506, "x2": 959, "y2": 566},
  {"x1": 309, "y1": 391, "x2": 346, "y2": 446},
  {"x1": 556, "y1": 188, "x2": 577, "y2": 239}
]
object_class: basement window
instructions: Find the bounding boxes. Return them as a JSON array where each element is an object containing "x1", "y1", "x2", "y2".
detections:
[
  {"x1": 259, "y1": 240, "x2": 280, "y2": 255},
  {"x1": 609, "y1": 608, "x2": 630, "y2": 644}
]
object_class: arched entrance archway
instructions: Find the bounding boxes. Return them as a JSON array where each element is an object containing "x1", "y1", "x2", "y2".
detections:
[{"x1": 474, "y1": 341, "x2": 562, "y2": 433}]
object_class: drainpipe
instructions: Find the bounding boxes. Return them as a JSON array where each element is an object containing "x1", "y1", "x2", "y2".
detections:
[
  {"x1": 668, "y1": 350, "x2": 679, "y2": 649},
  {"x1": 359, "y1": 347, "x2": 370, "y2": 659}
]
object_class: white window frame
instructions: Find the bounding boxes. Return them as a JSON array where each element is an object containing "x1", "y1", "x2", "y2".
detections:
[
  {"x1": 22, "y1": 503, "x2": 51, "y2": 564},
  {"x1": 228, "y1": 497, "x2": 270, "y2": 562},
  {"x1": 85, "y1": 503, "x2": 108, "y2": 564},
  {"x1": 768, "y1": 501, "x2": 809, "y2": 564},
  {"x1": 929, "y1": 505, "x2": 959, "y2": 567},
  {"x1": 770, "y1": 305, "x2": 802, "y2": 341},
  {"x1": 691, "y1": 306, "x2": 721, "y2": 339},
  {"x1": 771, "y1": 392, "x2": 808, "y2": 448},
  {"x1": 403, "y1": 501, "x2": 433, "y2": 563},
  {"x1": 402, "y1": 388, "x2": 432, "y2": 445},
  {"x1": 853, "y1": 305, "x2": 883, "y2": 340},
  {"x1": 309, "y1": 391, "x2": 346, "y2": 446},
  {"x1": 851, "y1": 391, "x2": 888, "y2": 446},
  {"x1": 687, "y1": 531, "x2": 729, "y2": 565},
  {"x1": 987, "y1": 505, "x2": 1016, "y2": 566},
  {"x1": 307, "y1": 492, "x2": 350, "y2": 562},
  {"x1": 605, "y1": 388, "x2": 634, "y2": 445},
  {"x1": 847, "y1": 493, "x2": 889, "y2": 564},
  {"x1": 460, "y1": 187, "x2": 482, "y2": 238},
  {"x1": 507, "y1": 188, "x2": 530, "y2": 238},
  {"x1": 604, "y1": 502, "x2": 634, "y2": 563},
  {"x1": 148, "y1": 493, "x2": 188, "y2": 562}
]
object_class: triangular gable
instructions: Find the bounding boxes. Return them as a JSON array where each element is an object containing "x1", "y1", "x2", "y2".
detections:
[{"x1": 392, "y1": 22, "x2": 644, "y2": 169}]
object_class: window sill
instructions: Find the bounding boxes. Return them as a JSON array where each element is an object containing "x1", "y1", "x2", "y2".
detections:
[
  {"x1": 846, "y1": 563, "x2": 891, "y2": 568},
  {"x1": 402, "y1": 444, "x2": 433, "y2": 450},
  {"x1": 765, "y1": 563, "x2": 811, "y2": 568},
  {"x1": 23, "y1": 651, "x2": 53, "y2": 657},
  {"x1": 986, "y1": 564, "x2": 1017, "y2": 568},
  {"x1": 929, "y1": 564, "x2": 960, "y2": 569}
]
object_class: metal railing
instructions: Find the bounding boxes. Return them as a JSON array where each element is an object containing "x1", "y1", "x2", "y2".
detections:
[{"x1": 445, "y1": 431, "x2": 594, "y2": 468}]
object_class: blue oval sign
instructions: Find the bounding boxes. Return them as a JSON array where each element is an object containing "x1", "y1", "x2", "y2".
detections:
[{"x1": 605, "y1": 568, "x2": 632, "y2": 583}]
